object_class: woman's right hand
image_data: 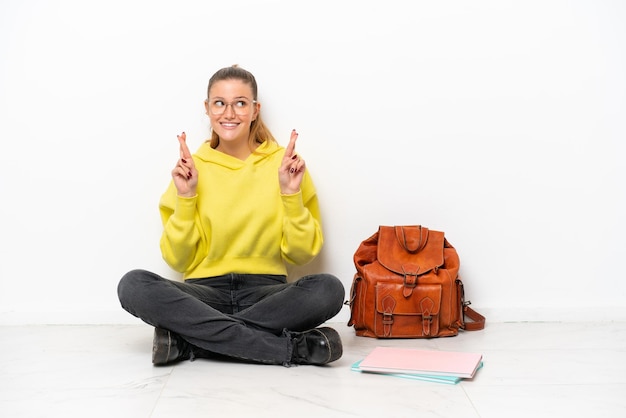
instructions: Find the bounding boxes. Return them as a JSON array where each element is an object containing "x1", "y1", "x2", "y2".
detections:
[{"x1": 171, "y1": 132, "x2": 198, "y2": 197}]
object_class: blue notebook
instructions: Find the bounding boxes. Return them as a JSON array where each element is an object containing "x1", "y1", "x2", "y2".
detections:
[{"x1": 351, "y1": 359, "x2": 483, "y2": 385}]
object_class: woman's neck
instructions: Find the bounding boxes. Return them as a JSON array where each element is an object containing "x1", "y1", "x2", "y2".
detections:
[{"x1": 216, "y1": 138, "x2": 256, "y2": 161}]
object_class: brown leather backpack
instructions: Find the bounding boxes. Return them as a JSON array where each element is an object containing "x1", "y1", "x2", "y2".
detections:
[{"x1": 347, "y1": 225, "x2": 485, "y2": 338}]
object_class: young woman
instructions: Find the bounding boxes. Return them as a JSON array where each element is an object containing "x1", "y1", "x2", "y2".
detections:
[{"x1": 117, "y1": 65, "x2": 344, "y2": 366}]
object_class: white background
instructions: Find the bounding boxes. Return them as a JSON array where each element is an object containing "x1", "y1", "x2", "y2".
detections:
[{"x1": 1, "y1": 0, "x2": 624, "y2": 324}]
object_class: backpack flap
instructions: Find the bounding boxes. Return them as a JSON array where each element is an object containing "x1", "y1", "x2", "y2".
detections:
[{"x1": 377, "y1": 226, "x2": 446, "y2": 285}]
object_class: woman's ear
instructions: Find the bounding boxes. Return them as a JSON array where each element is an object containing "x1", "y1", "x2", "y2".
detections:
[
  {"x1": 204, "y1": 99, "x2": 210, "y2": 115},
  {"x1": 252, "y1": 100, "x2": 261, "y2": 121}
]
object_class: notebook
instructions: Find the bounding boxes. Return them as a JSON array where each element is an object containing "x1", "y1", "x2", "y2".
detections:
[
  {"x1": 358, "y1": 346, "x2": 483, "y2": 379},
  {"x1": 351, "y1": 360, "x2": 464, "y2": 385}
]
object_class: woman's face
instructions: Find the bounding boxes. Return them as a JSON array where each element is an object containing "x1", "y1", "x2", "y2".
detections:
[{"x1": 205, "y1": 79, "x2": 259, "y2": 146}]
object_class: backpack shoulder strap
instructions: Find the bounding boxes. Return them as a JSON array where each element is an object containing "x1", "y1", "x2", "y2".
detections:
[
  {"x1": 457, "y1": 278, "x2": 486, "y2": 331},
  {"x1": 463, "y1": 305, "x2": 486, "y2": 331}
]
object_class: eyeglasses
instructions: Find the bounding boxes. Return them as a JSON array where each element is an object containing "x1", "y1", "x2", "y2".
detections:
[{"x1": 206, "y1": 98, "x2": 257, "y2": 116}]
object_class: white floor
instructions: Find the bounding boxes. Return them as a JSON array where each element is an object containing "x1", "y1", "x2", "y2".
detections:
[{"x1": 1, "y1": 321, "x2": 625, "y2": 418}]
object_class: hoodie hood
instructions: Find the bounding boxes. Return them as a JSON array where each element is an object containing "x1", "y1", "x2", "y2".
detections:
[{"x1": 194, "y1": 140, "x2": 283, "y2": 169}]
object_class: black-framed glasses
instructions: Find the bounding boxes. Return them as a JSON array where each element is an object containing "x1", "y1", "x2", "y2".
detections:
[{"x1": 206, "y1": 98, "x2": 257, "y2": 116}]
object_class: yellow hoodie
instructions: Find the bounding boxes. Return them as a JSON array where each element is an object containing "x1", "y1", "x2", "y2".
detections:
[{"x1": 158, "y1": 140, "x2": 323, "y2": 280}]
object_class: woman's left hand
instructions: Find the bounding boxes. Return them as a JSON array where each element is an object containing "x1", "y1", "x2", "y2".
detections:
[{"x1": 279, "y1": 129, "x2": 306, "y2": 195}]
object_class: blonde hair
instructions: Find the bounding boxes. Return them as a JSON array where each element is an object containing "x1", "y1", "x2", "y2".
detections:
[{"x1": 206, "y1": 65, "x2": 276, "y2": 150}]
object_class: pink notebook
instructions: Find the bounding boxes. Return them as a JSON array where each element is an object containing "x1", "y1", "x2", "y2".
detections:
[{"x1": 359, "y1": 347, "x2": 483, "y2": 378}]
